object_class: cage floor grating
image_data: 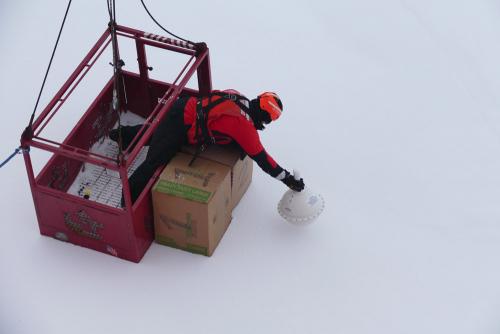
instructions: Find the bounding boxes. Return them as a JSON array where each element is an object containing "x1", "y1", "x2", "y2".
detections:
[{"x1": 67, "y1": 112, "x2": 147, "y2": 208}]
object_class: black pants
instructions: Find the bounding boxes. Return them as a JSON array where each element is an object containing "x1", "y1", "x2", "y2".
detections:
[{"x1": 121, "y1": 97, "x2": 190, "y2": 204}]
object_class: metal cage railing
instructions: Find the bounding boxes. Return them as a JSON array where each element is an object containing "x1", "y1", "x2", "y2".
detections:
[{"x1": 20, "y1": 25, "x2": 212, "y2": 262}]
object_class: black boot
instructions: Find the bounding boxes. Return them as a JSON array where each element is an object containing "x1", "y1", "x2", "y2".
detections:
[
  {"x1": 109, "y1": 125, "x2": 148, "y2": 151},
  {"x1": 122, "y1": 161, "x2": 157, "y2": 206}
]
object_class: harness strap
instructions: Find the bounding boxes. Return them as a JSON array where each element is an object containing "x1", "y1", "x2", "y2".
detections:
[
  {"x1": 188, "y1": 143, "x2": 205, "y2": 167},
  {"x1": 210, "y1": 92, "x2": 251, "y2": 112},
  {"x1": 195, "y1": 93, "x2": 245, "y2": 144},
  {"x1": 190, "y1": 92, "x2": 249, "y2": 166}
]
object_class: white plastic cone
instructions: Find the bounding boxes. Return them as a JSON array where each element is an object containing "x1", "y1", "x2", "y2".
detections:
[{"x1": 277, "y1": 170, "x2": 325, "y2": 225}]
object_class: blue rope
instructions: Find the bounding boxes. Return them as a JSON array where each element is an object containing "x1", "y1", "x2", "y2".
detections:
[{"x1": 0, "y1": 147, "x2": 29, "y2": 168}]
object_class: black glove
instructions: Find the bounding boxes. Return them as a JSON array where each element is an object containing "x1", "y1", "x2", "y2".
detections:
[{"x1": 282, "y1": 172, "x2": 305, "y2": 192}]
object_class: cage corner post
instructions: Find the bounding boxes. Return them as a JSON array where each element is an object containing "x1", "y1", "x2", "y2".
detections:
[
  {"x1": 20, "y1": 144, "x2": 45, "y2": 235},
  {"x1": 135, "y1": 37, "x2": 152, "y2": 113},
  {"x1": 196, "y1": 48, "x2": 212, "y2": 96}
]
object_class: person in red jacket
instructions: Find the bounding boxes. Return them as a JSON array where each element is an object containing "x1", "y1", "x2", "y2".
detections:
[{"x1": 110, "y1": 90, "x2": 305, "y2": 204}]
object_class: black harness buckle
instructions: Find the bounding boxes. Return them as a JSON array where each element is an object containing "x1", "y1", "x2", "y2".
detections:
[{"x1": 225, "y1": 94, "x2": 237, "y2": 101}]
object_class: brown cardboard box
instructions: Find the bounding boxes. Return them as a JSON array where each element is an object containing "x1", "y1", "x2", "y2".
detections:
[
  {"x1": 181, "y1": 145, "x2": 253, "y2": 210},
  {"x1": 231, "y1": 155, "x2": 253, "y2": 209},
  {"x1": 152, "y1": 153, "x2": 232, "y2": 256}
]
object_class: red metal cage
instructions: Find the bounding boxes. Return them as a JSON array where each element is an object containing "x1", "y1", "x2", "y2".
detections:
[{"x1": 20, "y1": 25, "x2": 212, "y2": 262}]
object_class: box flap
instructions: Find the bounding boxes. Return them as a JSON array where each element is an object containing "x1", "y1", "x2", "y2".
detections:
[
  {"x1": 153, "y1": 153, "x2": 230, "y2": 204},
  {"x1": 181, "y1": 145, "x2": 240, "y2": 167}
]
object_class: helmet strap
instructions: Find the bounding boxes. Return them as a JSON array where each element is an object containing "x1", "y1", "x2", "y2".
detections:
[{"x1": 248, "y1": 99, "x2": 268, "y2": 130}]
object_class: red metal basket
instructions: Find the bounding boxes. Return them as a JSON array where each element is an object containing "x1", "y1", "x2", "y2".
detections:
[{"x1": 20, "y1": 25, "x2": 212, "y2": 262}]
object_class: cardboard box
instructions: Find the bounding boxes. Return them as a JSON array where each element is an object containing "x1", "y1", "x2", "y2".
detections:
[
  {"x1": 181, "y1": 145, "x2": 253, "y2": 210},
  {"x1": 231, "y1": 155, "x2": 253, "y2": 209},
  {"x1": 152, "y1": 153, "x2": 232, "y2": 256}
]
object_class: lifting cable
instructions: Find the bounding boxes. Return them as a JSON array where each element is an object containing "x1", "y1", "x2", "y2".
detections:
[
  {"x1": 1, "y1": 0, "x2": 72, "y2": 169},
  {"x1": 25, "y1": 0, "x2": 73, "y2": 139},
  {"x1": 3, "y1": 0, "x2": 197, "y2": 169},
  {"x1": 110, "y1": 0, "x2": 197, "y2": 160},
  {"x1": 139, "y1": 0, "x2": 196, "y2": 46},
  {"x1": 107, "y1": 0, "x2": 125, "y2": 160}
]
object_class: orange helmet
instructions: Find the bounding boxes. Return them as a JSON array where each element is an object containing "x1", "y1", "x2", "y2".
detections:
[{"x1": 258, "y1": 92, "x2": 283, "y2": 121}]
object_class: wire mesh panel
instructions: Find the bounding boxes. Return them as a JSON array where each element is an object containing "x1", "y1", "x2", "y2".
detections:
[{"x1": 67, "y1": 111, "x2": 148, "y2": 208}]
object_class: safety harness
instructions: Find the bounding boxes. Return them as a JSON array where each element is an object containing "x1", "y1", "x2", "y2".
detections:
[{"x1": 189, "y1": 92, "x2": 251, "y2": 166}]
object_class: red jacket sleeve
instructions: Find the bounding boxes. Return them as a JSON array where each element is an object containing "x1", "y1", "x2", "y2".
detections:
[{"x1": 210, "y1": 117, "x2": 286, "y2": 179}]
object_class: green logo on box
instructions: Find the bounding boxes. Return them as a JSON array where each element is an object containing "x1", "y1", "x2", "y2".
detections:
[{"x1": 154, "y1": 180, "x2": 212, "y2": 203}]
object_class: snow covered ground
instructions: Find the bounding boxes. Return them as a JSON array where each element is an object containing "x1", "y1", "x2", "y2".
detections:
[{"x1": 1, "y1": 0, "x2": 500, "y2": 333}]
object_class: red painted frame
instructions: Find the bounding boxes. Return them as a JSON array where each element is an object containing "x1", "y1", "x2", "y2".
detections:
[{"x1": 20, "y1": 25, "x2": 212, "y2": 262}]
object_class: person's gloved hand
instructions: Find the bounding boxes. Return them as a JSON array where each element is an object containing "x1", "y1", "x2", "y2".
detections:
[{"x1": 282, "y1": 172, "x2": 305, "y2": 192}]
